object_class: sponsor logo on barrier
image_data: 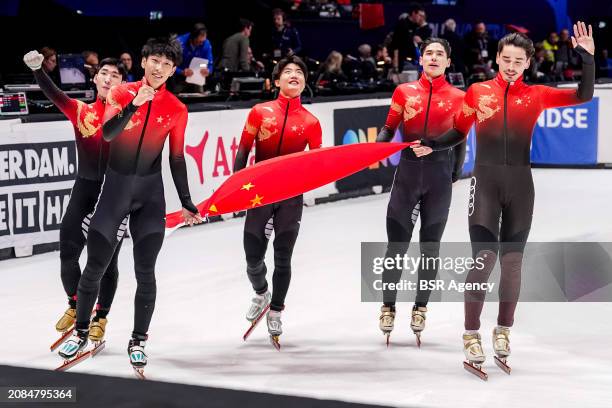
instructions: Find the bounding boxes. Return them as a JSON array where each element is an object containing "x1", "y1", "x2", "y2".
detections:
[
  {"x1": 531, "y1": 97, "x2": 599, "y2": 165},
  {"x1": 185, "y1": 131, "x2": 255, "y2": 185},
  {"x1": 0, "y1": 142, "x2": 77, "y2": 187},
  {"x1": 0, "y1": 141, "x2": 76, "y2": 246}
]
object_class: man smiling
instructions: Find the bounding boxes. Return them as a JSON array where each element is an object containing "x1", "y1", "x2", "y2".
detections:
[{"x1": 234, "y1": 55, "x2": 322, "y2": 348}]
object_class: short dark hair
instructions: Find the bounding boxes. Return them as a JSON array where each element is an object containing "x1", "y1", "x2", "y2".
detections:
[
  {"x1": 407, "y1": 2, "x2": 425, "y2": 15},
  {"x1": 420, "y1": 37, "x2": 451, "y2": 57},
  {"x1": 96, "y1": 57, "x2": 128, "y2": 80},
  {"x1": 272, "y1": 8, "x2": 285, "y2": 18},
  {"x1": 240, "y1": 18, "x2": 254, "y2": 30},
  {"x1": 40, "y1": 46, "x2": 56, "y2": 59},
  {"x1": 190, "y1": 23, "x2": 207, "y2": 40},
  {"x1": 141, "y1": 36, "x2": 183, "y2": 66},
  {"x1": 272, "y1": 55, "x2": 308, "y2": 81},
  {"x1": 82, "y1": 50, "x2": 98, "y2": 60},
  {"x1": 497, "y1": 32, "x2": 535, "y2": 59}
]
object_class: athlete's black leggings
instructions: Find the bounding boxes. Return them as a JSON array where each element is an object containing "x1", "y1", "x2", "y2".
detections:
[
  {"x1": 244, "y1": 195, "x2": 303, "y2": 312},
  {"x1": 60, "y1": 177, "x2": 121, "y2": 312},
  {"x1": 464, "y1": 164, "x2": 534, "y2": 330},
  {"x1": 382, "y1": 156, "x2": 453, "y2": 307},
  {"x1": 76, "y1": 169, "x2": 165, "y2": 338}
]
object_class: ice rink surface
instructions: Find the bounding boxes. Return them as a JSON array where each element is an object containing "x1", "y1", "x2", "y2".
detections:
[{"x1": 2, "y1": 169, "x2": 611, "y2": 407}]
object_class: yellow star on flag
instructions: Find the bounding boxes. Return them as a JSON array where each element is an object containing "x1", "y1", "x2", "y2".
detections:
[
  {"x1": 241, "y1": 182, "x2": 255, "y2": 191},
  {"x1": 250, "y1": 194, "x2": 264, "y2": 207},
  {"x1": 209, "y1": 204, "x2": 218, "y2": 213}
]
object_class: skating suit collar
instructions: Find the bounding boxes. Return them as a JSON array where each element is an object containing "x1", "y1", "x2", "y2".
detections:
[
  {"x1": 418, "y1": 74, "x2": 448, "y2": 91},
  {"x1": 276, "y1": 93, "x2": 302, "y2": 112}
]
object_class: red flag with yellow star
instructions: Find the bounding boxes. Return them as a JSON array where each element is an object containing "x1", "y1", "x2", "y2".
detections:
[{"x1": 165, "y1": 142, "x2": 414, "y2": 229}]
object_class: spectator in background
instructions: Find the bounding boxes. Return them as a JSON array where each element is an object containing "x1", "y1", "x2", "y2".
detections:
[
  {"x1": 271, "y1": 8, "x2": 302, "y2": 58},
  {"x1": 40, "y1": 46, "x2": 60, "y2": 85},
  {"x1": 248, "y1": 47, "x2": 265, "y2": 74},
  {"x1": 119, "y1": 52, "x2": 137, "y2": 82},
  {"x1": 440, "y1": 18, "x2": 465, "y2": 74},
  {"x1": 219, "y1": 18, "x2": 253, "y2": 72},
  {"x1": 82, "y1": 50, "x2": 99, "y2": 79},
  {"x1": 542, "y1": 31, "x2": 559, "y2": 64},
  {"x1": 597, "y1": 49, "x2": 612, "y2": 78},
  {"x1": 316, "y1": 50, "x2": 347, "y2": 88},
  {"x1": 357, "y1": 44, "x2": 377, "y2": 80},
  {"x1": 555, "y1": 28, "x2": 578, "y2": 79},
  {"x1": 390, "y1": 2, "x2": 430, "y2": 72},
  {"x1": 464, "y1": 21, "x2": 494, "y2": 76},
  {"x1": 174, "y1": 23, "x2": 214, "y2": 93},
  {"x1": 375, "y1": 44, "x2": 393, "y2": 78},
  {"x1": 526, "y1": 43, "x2": 553, "y2": 83}
]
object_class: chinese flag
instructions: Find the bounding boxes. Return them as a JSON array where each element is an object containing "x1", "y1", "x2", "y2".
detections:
[
  {"x1": 359, "y1": 3, "x2": 384, "y2": 30},
  {"x1": 165, "y1": 142, "x2": 413, "y2": 229}
]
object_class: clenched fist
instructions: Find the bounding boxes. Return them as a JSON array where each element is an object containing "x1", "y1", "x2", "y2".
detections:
[
  {"x1": 23, "y1": 50, "x2": 44, "y2": 71},
  {"x1": 132, "y1": 85, "x2": 156, "y2": 106}
]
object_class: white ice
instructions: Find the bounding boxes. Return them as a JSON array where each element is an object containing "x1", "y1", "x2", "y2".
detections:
[{"x1": 1, "y1": 169, "x2": 611, "y2": 408}]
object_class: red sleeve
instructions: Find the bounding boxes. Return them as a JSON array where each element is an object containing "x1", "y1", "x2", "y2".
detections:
[
  {"x1": 103, "y1": 85, "x2": 129, "y2": 124},
  {"x1": 308, "y1": 119, "x2": 323, "y2": 150},
  {"x1": 238, "y1": 107, "x2": 260, "y2": 154},
  {"x1": 384, "y1": 86, "x2": 406, "y2": 131},
  {"x1": 454, "y1": 85, "x2": 477, "y2": 135},
  {"x1": 537, "y1": 85, "x2": 584, "y2": 110}
]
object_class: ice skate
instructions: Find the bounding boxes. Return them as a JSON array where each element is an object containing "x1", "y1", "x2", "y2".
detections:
[
  {"x1": 243, "y1": 291, "x2": 272, "y2": 341},
  {"x1": 56, "y1": 329, "x2": 104, "y2": 371},
  {"x1": 492, "y1": 326, "x2": 511, "y2": 374},
  {"x1": 379, "y1": 305, "x2": 395, "y2": 347},
  {"x1": 410, "y1": 305, "x2": 427, "y2": 347},
  {"x1": 88, "y1": 317, "x2": 108, "y2": 342},
  {"x1": 267, "y1": 310, "x2": 282, "y2": 350},
  {"x1": 55, "y1": 307, "x2": 76, "y2": 332},
  {"x1": 462, "y1": 332, "x2": 487, "y2": 381},
  {"x1": 128, "y1": 337, "x2": 147, "y2": 380},
  {"x1": 51, "y1": 307, "x2": 75, "y2": 351}
]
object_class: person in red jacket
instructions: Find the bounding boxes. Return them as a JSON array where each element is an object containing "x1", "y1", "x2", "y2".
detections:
[
  {"x1": 415, "y1": 22, "x2": 595, "y2": 377},
  {"x1": 234, "y1": 55, "x2": 322, "y2": 346},
  {"x1": 23, "y1": 52, "x2": 127, "y2": 343},
  {"x1": 58, "y1": 37, "x2": 202, "y2": 373},
  {"x1": 376, "y1": 38, "x2": 466, "y2": 346}
]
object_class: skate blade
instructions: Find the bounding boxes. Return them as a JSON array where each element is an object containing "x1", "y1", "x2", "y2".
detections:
[
  {"x1": 56, "y1": 350, "x2": 92, "y2": 371},
  {"x1": 90, "y1": 341, "x2": 105, "y2": 357},
  {"x1": 133, "y1": 367, "x2": 146, "y2": 380},
  {"x1": 415, "y1": 332, "x2": 422, "y2": 348},
  {"x1": 385, "y1": 333, "x2": 390, "y2": 348},
  {"x1": 270, "y1": 335, "x2": 281, "y2": 351},
  {"x1": 242, "y1": 304, "x2": 271, "y2": 341},
  {"x1": 494, "y1": 356, "x2": 511, "y2": 374},
  {"x1": 50, "y1": 328, "x2": 74, "y2": 352},
  {"x1": 463, "y1": 361, "x2": 488, "y2": 381}
]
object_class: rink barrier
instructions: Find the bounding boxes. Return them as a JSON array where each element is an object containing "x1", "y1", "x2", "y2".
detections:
[{"x1": 0, "y1": 85, "x2": 610, "y2": 257}]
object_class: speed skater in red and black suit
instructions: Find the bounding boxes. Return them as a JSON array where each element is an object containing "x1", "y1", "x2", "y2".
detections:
[
  {"x1": 234, "y1": 55, "x2": 322, "y2": 344},
  {"x1": 376, "y1": 38, "x2": 467, "y2": 346},
  {"x1": 23, "y1": 51, "x2": 127, "y2": 343},
  {"x1": 57, "y1": 37, "x2": 203, "y2": 371},
  {"x1": 413, "y1": 22, "x2": 595, "y2": 374}
]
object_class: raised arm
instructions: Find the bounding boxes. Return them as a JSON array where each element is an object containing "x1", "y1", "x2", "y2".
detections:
[{"x1": 24, "y1": 51, "x2": 78, "y2": 121}]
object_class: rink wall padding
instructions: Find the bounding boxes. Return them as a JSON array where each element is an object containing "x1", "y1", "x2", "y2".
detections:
[
  {"x1": 1, "y1": 85, "x2": 611, "y2": 255},
  {"x1": 0, "y1": 364, "x2": 391, "y2": 408}
]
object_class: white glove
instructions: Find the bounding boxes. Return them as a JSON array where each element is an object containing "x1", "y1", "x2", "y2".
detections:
[{"x1": 23, "y1": 50, "x2": 44, "y2": 71}]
